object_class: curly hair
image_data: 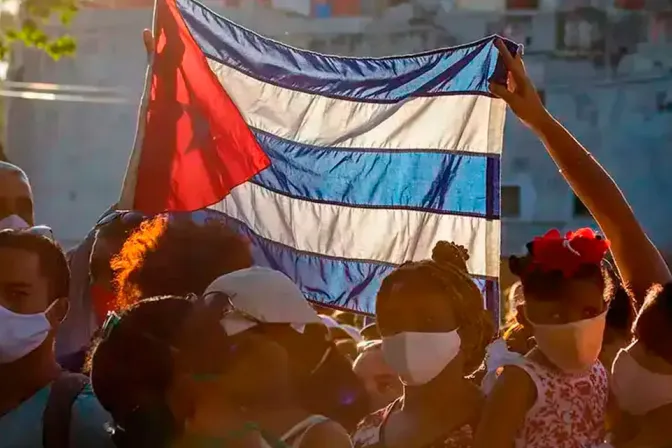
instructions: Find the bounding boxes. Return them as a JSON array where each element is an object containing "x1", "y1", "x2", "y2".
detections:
[
  {"x1": 376, "y1": 241, "x2": 495, "y2": 376},
  {"x1": 112, "y1": 215, "x2": 253, "y2": 310}
]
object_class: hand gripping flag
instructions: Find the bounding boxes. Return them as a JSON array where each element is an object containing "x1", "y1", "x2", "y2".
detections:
[{"x1": 119, "y1": 0, "x2": 517, "y2": 317}]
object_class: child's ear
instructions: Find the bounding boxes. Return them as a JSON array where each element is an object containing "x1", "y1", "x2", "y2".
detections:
[{"x1": 516, "y1": 305, "x2": 529, "y2": 327}]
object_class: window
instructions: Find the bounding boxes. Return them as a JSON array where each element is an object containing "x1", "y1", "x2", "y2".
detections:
[
  {"x1": 490, "y1": 16, "x2": 534, "y2": 48},
  {"x1": 651, "y1": 11, "x2": 672, "y2": 44},
  {"x1": 502, "y1": 186, "x2": 522, "y2": 218},
  {"x1": 556, "y1": 8, "x2": 607, "y2": 56},
  {"x1": 572, "y1": 194, "x2": 591, "y2": 218},
  {"x1": 615, "y1": 0, "x2": 645, "y2": 9},
  {"x1": 506, "y1": 0, "x2": 539, "y2": 9}
]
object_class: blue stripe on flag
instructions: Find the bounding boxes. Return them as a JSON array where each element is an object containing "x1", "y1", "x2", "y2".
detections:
[
  {"x1": 192, "y1": 209, "x2": 499, "y2": 316},
  {"x1": 176, "y1": 0, "x2": 516, "y2": 102},
  {"x1": 252, "y1": 130, "x2": 500, "y2": 218}
]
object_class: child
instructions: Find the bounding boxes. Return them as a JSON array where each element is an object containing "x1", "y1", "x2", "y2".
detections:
[
  {"x1": 352, "y1": 242, "x2": 495, "y2": 448},
  {"x1": 475, "y1": 228, "x2": 612, "y2": 448},
  {"x1": 610, "y1": 283, "x2": 672, "y2": 448}
]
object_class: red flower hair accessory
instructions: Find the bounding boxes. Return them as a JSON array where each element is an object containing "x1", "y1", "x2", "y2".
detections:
[{"x1": 528, "y1": 228, "x2": 610, "y2": 278}]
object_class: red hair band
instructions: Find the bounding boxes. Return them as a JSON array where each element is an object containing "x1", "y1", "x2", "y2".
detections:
[{"x1": 528, "y1": 228, "x2": 610, "y2": 278}]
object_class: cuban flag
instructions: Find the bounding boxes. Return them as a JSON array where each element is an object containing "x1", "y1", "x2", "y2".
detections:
[{"x1": 120, "y1": 0, "x2": 517, "y2": 317}]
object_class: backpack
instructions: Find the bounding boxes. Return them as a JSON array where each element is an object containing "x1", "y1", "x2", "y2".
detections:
[{"x1": 42, "y1": 372, "x2": 91, "y2": 448}]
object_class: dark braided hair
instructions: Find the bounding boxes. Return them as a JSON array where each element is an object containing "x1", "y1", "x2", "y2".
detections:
[{"x1": 376, "y1": 241, "x2": 495, "y2": 375}]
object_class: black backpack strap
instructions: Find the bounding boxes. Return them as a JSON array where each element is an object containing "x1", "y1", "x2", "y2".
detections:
[{"x1": 42, "y1": 372, "x2": 90, "y2": 448}]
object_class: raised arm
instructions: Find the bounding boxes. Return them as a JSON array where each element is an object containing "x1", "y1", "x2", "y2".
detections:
[{"x1": 489, "y1": 40, "x2": 671, "y2": 303}]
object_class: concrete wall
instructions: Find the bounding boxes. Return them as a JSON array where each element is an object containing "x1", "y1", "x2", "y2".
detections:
[
  {"x1": 5, "y1": 6, "x2": 672, "y2": 254},
  {"x1": 502, "y1": 75, "x2": 672, "y2": 255}
]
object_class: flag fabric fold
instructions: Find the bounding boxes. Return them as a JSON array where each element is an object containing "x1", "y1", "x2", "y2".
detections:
[{"x1": 121, "y1": 0, "x2": 517, "y2": 316}]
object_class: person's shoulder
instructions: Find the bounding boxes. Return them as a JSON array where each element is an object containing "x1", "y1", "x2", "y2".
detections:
[
  {"x1": 69, "y1": 383, "x2": 115, "y2": 448},
  {"x1": 302, "y1": 419, "x2": 352, "y2": 448},
  {"x1": 0, "y1": 386, "x2": 50, "y2": 448},
  {"x1": 497, "y1": 363, "x2": 537, "y2": 392}
]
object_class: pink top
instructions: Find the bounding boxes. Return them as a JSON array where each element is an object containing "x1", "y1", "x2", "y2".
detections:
[{"x1": 513, "y1": 358, "x2": 608, "y2": 448}]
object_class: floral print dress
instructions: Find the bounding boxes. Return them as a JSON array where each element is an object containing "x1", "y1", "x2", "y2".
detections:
[
  {"x1": 512, "y1": 358, "x2": 609, "y2": 448},
  {"x1": 351, "y1": 398, "x2": 474, "y2": 448}
]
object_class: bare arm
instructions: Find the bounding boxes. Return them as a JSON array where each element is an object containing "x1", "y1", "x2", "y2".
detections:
[
  {"x1": 473, "y1": 365, "x2": 536, "y2": 448},
  {"x1": 301, "y1": 421, "x2": 353, "y2": 448},
  {"x1": 490, "y1": 40, "x2": 671, "y2": 303}
]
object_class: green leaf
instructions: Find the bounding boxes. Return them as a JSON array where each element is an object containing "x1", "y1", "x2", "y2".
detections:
[
  {"x1": 0, "y1": 40, "x2": 8, "y2": 61},
  {"x1": 0, "y1": 0, "x2": 79, "y2": 62},
  {"x1": 59, "y1": 5, "x2": 78, "y2": 26},
  {"x1": 5, "y1": 29, "x2": 19, "y2": 42}
]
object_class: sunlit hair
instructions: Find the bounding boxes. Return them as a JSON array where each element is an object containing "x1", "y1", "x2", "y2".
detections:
[
  {"x1": 376, "y1": 241, "x2": 495, "y2": 375},
  {"x1": 604, "y1": 266, "x2": 636, "y2": 341},
  {"x1": 633, "y1": 282, "x2": 672, "y2": 363},
  {"x1": 112, "y1": 215, "x2": 252, "y2": 310}
]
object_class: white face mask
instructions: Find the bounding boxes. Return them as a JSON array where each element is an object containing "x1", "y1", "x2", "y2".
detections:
[
  {"x1": 532, "y1": 311, "x2": 606, "y2": 374},
  {"x1": 611, "y1": 348, "x2": 672, "y2": 416},
  {"x1": 382, "y1": 330, "x2": 461, "y2": 386},
  {"x1": 0, "y1": 302, "x2": 55, "y2": 364},
  {"x1": 0, "y1": 214, "x2": 29, "y2": 231}
]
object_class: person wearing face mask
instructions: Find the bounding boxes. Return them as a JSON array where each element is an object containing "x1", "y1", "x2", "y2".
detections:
[
  {"x1": 352, "y1": 241, "x2": 495, "y2": 448},
  {"x1": 485, "y1": 37, "x2": 671, "y2": 448},
  {"x1": 475, "y1": 228, "x2": 612, "y2": 448},
  {"x1": 0, "y1": 229, "x2": 113, "y2": 448},
  {"x1": 0, "y1": 161, "x2": 34, "y2": 230},
  {"x1": 205, "y1": 267, "x2": 368, "y2": 436},
  {"x1": 609, "y1": 282, "x2": 672, "y2": 448}
]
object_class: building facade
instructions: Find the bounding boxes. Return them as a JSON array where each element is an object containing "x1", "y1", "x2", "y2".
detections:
[{"x1": 4, "y1": 0, "x2": 672, "y2": 259}]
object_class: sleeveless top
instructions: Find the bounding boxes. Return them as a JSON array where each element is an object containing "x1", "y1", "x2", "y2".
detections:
[
  {"x1": 351, "y1": 398, "x2": 474, "y2": 448},
  {"x1": 482, "y1": 340, "x2": 609, "y2": 448},
  {"x1": 279, "y1": 415, "x2": 331, "y2": 448}
]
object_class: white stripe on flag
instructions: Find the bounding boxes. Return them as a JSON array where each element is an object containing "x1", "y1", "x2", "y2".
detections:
[
  {"x1": 207, "y1": 59, "x2": 506, "y2": 154},
  {"x1": 207, "y1": 182, "x2": 500, "y2": 278}
]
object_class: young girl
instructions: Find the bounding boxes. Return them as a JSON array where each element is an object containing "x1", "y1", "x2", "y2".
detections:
[
  {"x1": 352, "y1": 241, "x2": 495, "y2": 448},
  {"x1": 475, "y1": 228, "x2": 612, "y2": 448},
  {"x1": 610, "y1": 283, "x2": 672, "y2": 448},
  {"x1": 488, "y1": 38, "x2": 672, "y2": 446}
]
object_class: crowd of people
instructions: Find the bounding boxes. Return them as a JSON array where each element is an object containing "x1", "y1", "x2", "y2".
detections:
[{"x1": 0, "y1": 38, "x2": 671, "y2": 448}]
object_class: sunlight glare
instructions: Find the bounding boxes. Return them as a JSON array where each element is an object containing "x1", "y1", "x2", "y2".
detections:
[{"x1": 0, "y1": 0, "x2": 21, "y2": 15}]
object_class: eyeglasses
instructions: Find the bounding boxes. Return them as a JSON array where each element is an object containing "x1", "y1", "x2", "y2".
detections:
[
  {"x1": 94, "y1": 210, "x2": 146, "y2": 230},
  {"x1": 198, "y1": 291, "x2": 267, "y2": 334}
]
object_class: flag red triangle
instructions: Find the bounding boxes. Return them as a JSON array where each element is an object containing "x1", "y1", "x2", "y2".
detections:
[{"x1": 132, "y1": 0, "x2": 270, "y2": 214}]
